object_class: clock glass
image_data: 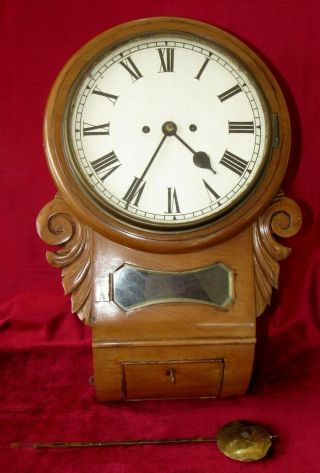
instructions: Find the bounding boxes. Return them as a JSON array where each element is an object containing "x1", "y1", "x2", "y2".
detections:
[{"x1": 66, "y1": 32, "x2": 270, "y2": 229}]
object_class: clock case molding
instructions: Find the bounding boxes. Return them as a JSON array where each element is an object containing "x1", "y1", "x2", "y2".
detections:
[{"x1": 37, "y1": 18, "x2": 302, "y2": 401}]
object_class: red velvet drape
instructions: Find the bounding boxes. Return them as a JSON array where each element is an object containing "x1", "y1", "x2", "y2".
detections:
[{"x1": 1, "y1": 1, "x2": 319, "y2": 472}]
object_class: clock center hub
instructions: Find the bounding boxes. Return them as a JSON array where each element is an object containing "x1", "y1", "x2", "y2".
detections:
[{"x1": 162, "y1": 121, "x2": 177, "y2": 136}]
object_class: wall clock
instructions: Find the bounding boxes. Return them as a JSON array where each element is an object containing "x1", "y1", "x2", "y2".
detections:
[{"x1": 37, "y1": 17, "x2": 301, "y2": 401}]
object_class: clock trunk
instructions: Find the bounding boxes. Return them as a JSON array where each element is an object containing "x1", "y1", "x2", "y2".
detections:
[{"x1": 91, "y1": 227, "x2": 256, "y2": 400}]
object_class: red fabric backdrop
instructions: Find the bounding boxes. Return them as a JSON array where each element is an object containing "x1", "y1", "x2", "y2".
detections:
[{"x1": 1, "y1": 1, "x2": 319, "y2": 472}]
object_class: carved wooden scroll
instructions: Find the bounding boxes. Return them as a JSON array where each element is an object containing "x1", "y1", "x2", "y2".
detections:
[
  {"x1": 36, "y1": 194, "x2": 92, "y2": 324},
  {"x1": 253, "y1": 191, "x2": 302, "y2": 316}
]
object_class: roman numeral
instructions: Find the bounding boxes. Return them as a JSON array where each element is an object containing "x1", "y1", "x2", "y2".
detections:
[
  {"x1": 195, "y1": 57, "x2": 210, "y2": 80},
  {"x1": 228, "y1": 121, "x2": 254, "y2": 133},
  {"x1": 218, "y1": 84, "x2": 242, "y2": 102},
  {"x1": 92, "y1": 88, "x2": 118, "y2": 105},
  {"x1": 220, "y1": 150, "x2": 248, "y2": 176},
  {"x1": 158, "y1": 48, "x2": 175, "y2": 72},
  {"x1": 120, "y1": 56, "x2": 143, "y2": 81},
  {"x1": 83, "y1": 122, "x2": 110, "y2": 136},
  {"x1": 91, "y1": 151, "x2": 121, "y2": 181},
  {"x1": 166, "y1": 187, "x2": 180, "y2": 213},
  {"x1": 203, "y1": 179, "x2": 220, "y2": 201},
  {"x1": 123, "y1": 177, "x2": 146, "y2": 207}
]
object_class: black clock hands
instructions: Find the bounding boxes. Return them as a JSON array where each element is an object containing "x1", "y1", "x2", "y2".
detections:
[
  {"x1": 125, "y1": 121, "x2": 215, "y2": 208},
  {"x1": 175, "y1": 133, "x2": 216, "y2": 174},
  {"x1": 124, "y1": 133, "x2": 167, "y2": 208},
  {"x1": 192, "y1": 151, "x2": 216, "y2": 173},
  {"x1": 140, "y1": 134, "x2": 167, "y2": 181},
  {"x1": 162, "y1": 121, "x2": 216, "y2": 174}
]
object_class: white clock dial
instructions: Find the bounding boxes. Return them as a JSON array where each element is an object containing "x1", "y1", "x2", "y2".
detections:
[{"x1": 68, "y1": 33, "x2": 269, "y2": 228}]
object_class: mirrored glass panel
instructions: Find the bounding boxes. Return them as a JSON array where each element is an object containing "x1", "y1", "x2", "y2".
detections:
[{"x1": 113, "y1": 263, "x2": 233, "y2": 311}]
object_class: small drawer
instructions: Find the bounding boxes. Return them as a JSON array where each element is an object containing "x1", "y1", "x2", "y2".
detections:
[{"x1": 123, "y1": 359, "x2": 224, "y2": 400}]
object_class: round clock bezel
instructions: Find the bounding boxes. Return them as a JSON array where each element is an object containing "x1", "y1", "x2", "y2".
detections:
[
  {"x1": 63, "y1": 32, "x2": 271, "y2": 231},
  {"x1": 44, "y1": 17, "x2": 290, "y2": 253}
]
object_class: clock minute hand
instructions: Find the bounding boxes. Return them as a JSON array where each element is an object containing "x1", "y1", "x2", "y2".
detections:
[
  {"x1": 139, "y1": 133, "x2": 167, "y2": 181},
  {"x1": 124, "y1": 133, "x2": 167, "y2": 208},
  {"x1": 174, "y1": 132, "x2": 216, "y2": 175}
]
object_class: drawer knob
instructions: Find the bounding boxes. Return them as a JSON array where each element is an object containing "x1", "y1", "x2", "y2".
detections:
[{"x1": 166, "y1": 368, "x2": 176, "y2": 385}]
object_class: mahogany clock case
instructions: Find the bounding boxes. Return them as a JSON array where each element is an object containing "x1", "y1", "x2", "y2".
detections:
[{"x1": 37, "y1": 17, "x2": 302, "y2": 401}]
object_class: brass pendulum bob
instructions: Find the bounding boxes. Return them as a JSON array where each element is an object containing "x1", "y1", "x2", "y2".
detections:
[
  {"x1": 216, "y1": 420, "x2": 273, "y2": 462},
  {"x1": 11, "y1": 420, "x2": 275, "y2": 462}
]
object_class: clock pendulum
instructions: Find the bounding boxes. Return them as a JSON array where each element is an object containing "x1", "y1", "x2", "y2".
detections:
[
  {"x1": 37, "y1": 17, "x2": 301, "y2": 401},
  {"x1": 11, "y1": 420, "x2": 276, "y2": 462}
]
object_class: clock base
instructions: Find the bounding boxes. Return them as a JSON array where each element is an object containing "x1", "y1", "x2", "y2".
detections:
[{"x1": 92, "y1": 335, "x2": 255, "y2": 401}]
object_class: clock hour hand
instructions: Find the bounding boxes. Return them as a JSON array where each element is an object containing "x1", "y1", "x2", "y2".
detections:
[
  {"x1": 173, "y1": 131, "x2": 216, "y2": 175},
  {"x1": 193, "y1": 151, "x2": 216, "y2": 174}
]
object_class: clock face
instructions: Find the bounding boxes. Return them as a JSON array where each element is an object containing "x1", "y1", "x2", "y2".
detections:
[{"x1": 66, "y1": 32, "x2": 270, "y2": 229}]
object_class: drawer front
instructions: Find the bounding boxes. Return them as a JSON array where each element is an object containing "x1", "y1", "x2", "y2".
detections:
[{"x1": 123, "y1": 359, "x2": 224, "y2": 400}]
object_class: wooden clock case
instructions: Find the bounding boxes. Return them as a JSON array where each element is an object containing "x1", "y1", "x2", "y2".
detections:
[{"x1": 37, "y1": 18, "x2": 302, "y2": 401}]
